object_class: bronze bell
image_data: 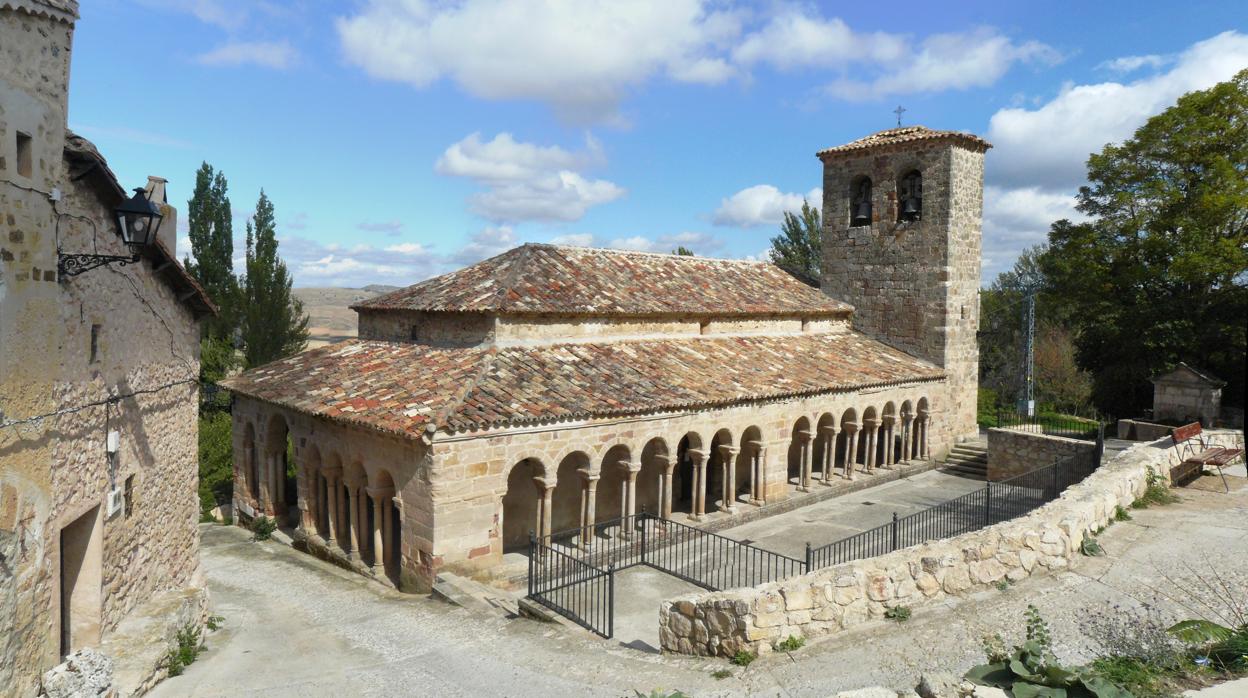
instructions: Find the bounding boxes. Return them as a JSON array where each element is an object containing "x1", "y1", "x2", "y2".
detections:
[
  {"x1": 901, "y1": 195, "x2": 920, "y2": 220},
  {"x1": 853, "y1": 200, "x2": 871, "y2": 225}
]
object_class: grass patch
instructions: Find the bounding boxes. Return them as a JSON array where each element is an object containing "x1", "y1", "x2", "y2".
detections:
[
  {"x1": 1087, "y1": 655, "x2": 1180, "y2": 698},
  {"x1": 710, "y1": 669, "x2": 732, "y2": 680},
  {"x1": 995, "y1": 578, "x2": 1013, "y2": 592},
  {"x1": 1115, "y1": 505, "x2": 1133, "y2": 521},
  {"x1": 775, "y1": 635, "x2": 805, "y2": 652},
  {"x1": 885, "y1": 606, "x2": 912, "y2": 622},
  {"x1": 730, "y1": 650, "x2": 756, "y2": 667},
  {"x1": 1133, "y1": 467, "x2": 1181, "y2": 509}
]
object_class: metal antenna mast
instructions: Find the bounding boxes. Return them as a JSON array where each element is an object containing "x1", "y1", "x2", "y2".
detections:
[{"x1": 1020, "y1": 288, "x2": 1036, "y2": 416}]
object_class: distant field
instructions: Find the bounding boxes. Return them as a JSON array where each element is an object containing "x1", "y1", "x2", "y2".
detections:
[{"x1": 293, "y1": 285, "x2": 398, "y2": 349}]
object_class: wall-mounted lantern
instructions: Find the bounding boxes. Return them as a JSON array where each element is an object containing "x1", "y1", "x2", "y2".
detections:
[{"x1": 58, "y1": 187, "x2": 163, "y2": 277}]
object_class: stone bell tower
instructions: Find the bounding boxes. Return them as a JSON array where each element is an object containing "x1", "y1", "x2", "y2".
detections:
[{"x1": 818, "y1": 126, "x2": 991, "y2": 443}]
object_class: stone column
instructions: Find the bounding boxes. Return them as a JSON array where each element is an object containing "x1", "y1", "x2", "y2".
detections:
[
  {"x1": 843, "y1": 423, "x2": 859, "y2": 479},
  {"x1": 919, "y1": 415, "x2": 929, "y2": 459},
  {"x1": 322, "y1": 468, "x2": 341, "y2": 548},
  {"x1": 688, "y1": 449, "x2": 705, "y2": 521},
  {"x1": 662, "y1": 460, "x2": 675, "y2": 520},
  {"x1": 720, "y1": 446, "x2": 739, "y2": 512},
  {"x1": 798, "y1": 430, "x2": 813, "y2": 492},
  {"x1": 865, "y1": 419, "x2": 880, "y2": 473},
  {"x1": 623, "y1": 461, "x2": 641, "y2": 537},
  {"x1": 579, "y1": 470, "x2": 599, "y2": 546},
  {"x1": 368, "y1": 487, "x2": 392, "y2": 574},
  {"x1": 901, "y1": 415, "x2": 914, "y2": 462},
  {"x1": 821, "y1": 426, "x2": 838, "y2": 484},
  {"x1": 344, "y1": 481, "x2": 361, "y2": 560},
  {"x1": 750, "y1": 442, "x2": 767, "y2": 505}
]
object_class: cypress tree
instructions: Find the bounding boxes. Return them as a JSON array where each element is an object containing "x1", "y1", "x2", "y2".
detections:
[
  {"x1": 241, "y1": 190, "x2": 308, "y2": 368},
  {"x1": 185, "y1": 162, "x2": 239, "y2": 340}
]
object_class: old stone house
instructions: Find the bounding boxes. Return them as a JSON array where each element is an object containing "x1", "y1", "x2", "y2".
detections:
[
  {"x1": 223, "y1": 125, "x2": 989, "y2": 593},
  {"x1": 0, "y1": 2, "x2": 215, "y2": 694},
  {"x1": 1151, "y1": 362, "x2": 1225, "y2": 426}
]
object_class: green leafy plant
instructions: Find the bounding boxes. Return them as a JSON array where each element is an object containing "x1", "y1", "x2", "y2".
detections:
[
  {"x1": 885, "y1": 606, "x2": 912, "y2": 622},
  {"x1": 710, "y1": 669, "x2": 732, "y2": 680},
  {"x1": 1114, "y1": 506, "x2": 1132, "y2": 522},
  {"x1": 251, "y1": 515, "x2": 277, "y2": 541},
  {"x1": 775, "y1": 635, "x2": 805, "y2": 652},
  {"x1": 633, "y1": 691, "x2": 689, "y2": 698},
  {"x1": 1082, "y1": 536, "x2": 1106, "y2": 556},
  {"x1": 163, "y1": 622, "x2": 204, "y2": 677},
  {"x1": 730, "y1": 650, "x2": 756, "y2": 667},
  {"x1": 965, "y1": 605, "x2": 1132, "y2": 697},
  {"x1": 996, "y1": 579, "x2": 1014, "y2": 592},
  {"x1": 1132, "y1": 468, "x2": 1180, "y2": 509},
  {"x1": 206, "y1": 614, "x2": 225, "y2": 632}
]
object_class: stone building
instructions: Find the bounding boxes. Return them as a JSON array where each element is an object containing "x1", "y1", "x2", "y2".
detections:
[
  {"x1": 1151, "y1": 362, "x2": 1225, "y2": 426},
  {"x1": 223, "y1": 125, "x2": 989, "y2": 593},
  {"x1": 0, "y1": 1, "x2": 215, "y2": 694}
]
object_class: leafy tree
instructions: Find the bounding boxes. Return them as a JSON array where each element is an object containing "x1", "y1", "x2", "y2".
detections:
[
  {"x1": 184, "y1": 162, "x2": 238, "y2": 340},
  {"x1": 240, "y1": 190, "x2": 308, "y2": 368},
  {"x1": 672, "y1": 246, "x2": 695, "y2": 256},
  {"x1": 197, "y1": 410, "x2": 233, "y2": 514},
  {"x1": 769, "y1": 199, "x2": 821, "y2": 283},
  {"x1": 1040, "y1": 69, "x2": 1247, "y2": 417}
]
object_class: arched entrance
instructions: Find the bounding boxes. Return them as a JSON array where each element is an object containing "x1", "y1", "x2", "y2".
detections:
[{"x1": 502, "y1": 457, "x2": 544, "y2": 551}]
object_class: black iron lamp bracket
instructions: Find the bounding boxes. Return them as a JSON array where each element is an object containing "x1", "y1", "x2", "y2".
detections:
[{"x1": 58, "y1": 251, "x2": 142, "y2": 277}]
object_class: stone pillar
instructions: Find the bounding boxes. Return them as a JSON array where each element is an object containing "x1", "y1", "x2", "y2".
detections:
[
  {"x1": 541, "y1": 479, "x2": 555, "y2": 539},
  {"x1": 843, "y1": 423, "x2": 859, "y2": 479},
  {"x1": 901, "y1": 415, "x2": 914, "y2": 462},
  {"x1": 579, "y1": 470, "x2": 599, "y2": 546},
  {"x1": 864, "y1": 419, "x2": 880, "y2": 473},
  {"x1": 345, "y1": 481, "x2": 361, "y2": 560},
  {"x1": 919, "y1": 414, "x2": 929, "y2": 459},
  {"x1": 623, "y1": 461, "x2": 640, "y2": 537},
  {"x1": 368, "y1": 487, "x2": 392, "y2": 574},
  {"x1": 662, "y1": 460, "x2": 675, "y2": 520},
  {"x1": 720, "y1": 446, "x2": 739, "y2": 512},
  {"x1": 821, "y1": 426, "x2": 838, "y2": 484},
  {"x1": 749, "y1": 441, "x2": 767, "y2": 505},
  {"x1": 798, "y1": 430, "x2": 813, "y2": 492},
  {"x1": 322, "y1": 468, "x2": 340, "y2": 548},
  {"x1": 689, "y1": 449, "x2": 705, "y2": 521}
]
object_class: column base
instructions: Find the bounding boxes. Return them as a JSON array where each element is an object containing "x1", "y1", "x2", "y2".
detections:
[{"x1": 797, "y1": 486, "x2": 811, "y2": 493}]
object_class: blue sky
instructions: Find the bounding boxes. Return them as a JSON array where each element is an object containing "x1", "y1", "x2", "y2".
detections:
[{"x1": 71, "y1": 1, "x2": 1248, "y2": 287}]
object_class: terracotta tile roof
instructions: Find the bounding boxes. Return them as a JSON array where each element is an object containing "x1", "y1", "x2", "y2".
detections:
[
  {"x1": 223, "y1": 332, "x2": 943, "y2": 437},
  {"x1": 352, "y1": 244, "x2": 851, "y2": 317},
  {"x1": 816, "y1": 126, "x2": 991, "y2": 159}
]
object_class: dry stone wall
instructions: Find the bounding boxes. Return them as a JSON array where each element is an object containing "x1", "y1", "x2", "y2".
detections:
[
  {"x1": 659, "y1": 436, "x2": 1176, "y2": 657},
  {"x1": 985, "y1": 427, "x2": 1096, "y2": 481}
]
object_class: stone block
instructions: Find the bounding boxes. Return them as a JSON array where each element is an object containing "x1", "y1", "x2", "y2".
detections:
[
  {"x1": 942, "y1": 567, "x2": 971, "y2": 593},
  {"x1": 782, "y1": 585, "x2": 813, "y2": 611}
]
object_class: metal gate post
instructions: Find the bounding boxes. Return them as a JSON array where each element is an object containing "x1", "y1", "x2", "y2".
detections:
[
  {"x1": 527, "y1": 531, "x2": 535, "y2": 597},
  {"x1": 641, "y1": 511, "x2": 648, "y2": 565},
  {"x1": 1051, "y1": 458, "x2": 1060, "y2": 500},
  {"x1": 890, "y1": 513, "x2": 899, "y2": 551},
  {"x1": 805, "y1": 542, "x2": 813, "y2": 572},
  {"x1": 983, "y1": 483, "x2": 992, "y2": 527},
  {"x1": 607, "y1": 564, "x2": 616, "y2": 639}
]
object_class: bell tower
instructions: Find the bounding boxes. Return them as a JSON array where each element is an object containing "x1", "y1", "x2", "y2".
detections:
[{"x1": 818, "y1": 126, "x2": 990, "y2": 444}]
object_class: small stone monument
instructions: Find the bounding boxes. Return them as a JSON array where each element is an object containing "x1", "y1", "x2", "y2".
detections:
[{"x1": 1150, "y1": 362, "x2": 1224, "y2": 426}]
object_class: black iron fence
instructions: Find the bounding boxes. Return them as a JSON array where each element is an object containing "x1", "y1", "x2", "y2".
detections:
[
  {"x1": 995, "y1": 408, "x2": 1106, "y2": 441},
  {"x1": 529, "y1": 451, "x2": 1102, "y2": 639},
  {"x1": 807, "y1": 451, "x2": 1098, "y2": 569}
]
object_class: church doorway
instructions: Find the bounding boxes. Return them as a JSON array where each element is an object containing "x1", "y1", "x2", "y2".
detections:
[{"x1": 59, "y1": 505, "x2": 102, "y2": 657}]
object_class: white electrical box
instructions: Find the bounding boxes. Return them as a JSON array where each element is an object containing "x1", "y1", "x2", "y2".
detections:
[
  {"x1": 106, "y1": 430, "x2": 120, "y2": 454},
  {"x1": 106, "y1": 486, "x2": 123, "y2": 519}
]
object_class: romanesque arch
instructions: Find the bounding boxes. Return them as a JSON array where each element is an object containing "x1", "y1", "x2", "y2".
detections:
[
  {"x1": 553, "y1": 451, "x2": 590, "y2": 538},
  {"x1": 813, "y1": 413, "x2": 836, "y2": 483},
  {"x1": 674, "y1": 432, "x2": 704, "y2": 519},
  {"x1": 241, "y1": 421, "x2": 258, "y2": 503},
  {"x1": 882, "y1": 402, "x2": 898, "y2": 467},
  {"x1": 264, "y1": 413, "x2": 294, "y2": 521},
  {"x1": 502, "y1": 457, "x2": 545, "y2": 551},
  {"x1": 596, "y1": 444, "x2": 634, "y2": 530},
  {"x1": 323, "y1": 451, "x2": 345, "y2": 549},
  {"x1": 303, "y1": 445, "x2": 323, "y2": 537},
  {"x1": 368, "y1": 468, "x2": 400, "y2": 582},
  {"x1": 860, "y1": 406, "x2": 879, "y2": 473},
  {"x1": 707, "y1": 429, "x2": 733, "y2": 514},
  {"x1": 738, "y1": 425, "x2": 763, "y2": 504},
  {"x1": 787, "y1": 416, "x2": 812, "y2": 490},
  {"x1": 915, "y1": 397, "x2": 931, "y2": 460},
  {"x1": 340, "y1": 459, "x2": 368, "y2": 559},
  {"x1": 638, "y1": 437, "x2": 669, "y2": 518},
  {"x1": 838, "y1": 407, "x2": 859, "y2": 478}
]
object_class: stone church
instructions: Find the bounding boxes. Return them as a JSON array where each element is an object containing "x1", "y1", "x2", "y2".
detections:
[{"x1": 224, "y1": 125, "x2": 990, "y2": 592}]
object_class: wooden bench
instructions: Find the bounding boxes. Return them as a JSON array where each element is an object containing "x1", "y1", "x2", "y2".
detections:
[{"x1": 1170, "y1": 422, "x2": 1244, "y2": 491}]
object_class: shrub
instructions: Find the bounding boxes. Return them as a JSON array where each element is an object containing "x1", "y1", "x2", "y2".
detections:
[
  {"x1": 995, "y1": 579, "x2": 1013, "y2": 592},
  {"x1": 775, "y1": 635, "x2": 805, "y2": 652},
  {"x1": 251, "y1": 515, "x2": 277, "y2": 541},
  {"x1": 197, "y1": 411, "x2": 234, "y2": 515},
  {"x1": 1081, "y1": 536, "x2": 1106, "y2": 556},
  {"x1": 730, "y1": 650, "x2": 756, "y2": 667},
  {"x1": 164, "y1": 622, "x2": 203, "y2": 677},
  {"x1": 1132, "y1": 467, "x2": 1180, "y2": 509},
  {"x1": 206, "y1": 614, "x2": 225, "y2": 632},
  {"x1": 885, "y1": 606, "x2": 911, "y2": 622},
  {"x1": 1114, "y1": 505, "x2": 1132, "y2": 521}
]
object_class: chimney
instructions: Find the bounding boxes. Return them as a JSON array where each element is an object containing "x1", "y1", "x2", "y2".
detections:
[{"x1": 145, "y1": 176, "x2": 177, "y2": 256}]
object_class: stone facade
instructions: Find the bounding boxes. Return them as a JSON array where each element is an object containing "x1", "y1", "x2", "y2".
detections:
[
  {"x1": 819, "y1": 127, "x2": 989, "y2": 445},
  {"x1": 0, "y1": 3, "x2": 212, "y2": 694},
  {"x1": 985, "y1": 427, "x2": 1097, "y2": 481},
  {"x1": 657, "y1": 434, "x2": 1193, "y2": 657},
  {"x1": 1151, "y1": 363, "x2": 1224, "y2": 427}
]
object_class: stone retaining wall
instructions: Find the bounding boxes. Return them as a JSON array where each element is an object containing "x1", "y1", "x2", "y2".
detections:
[
  {"x1": 986, "y1": 427, "x2": 1097, "y2": 481},
  {"x1": 1117, "y1": 419, "x2": 1173, "y2": 442},
  {"x1": 658, "y1": 436, "x2": 1176, "y2": 657}
]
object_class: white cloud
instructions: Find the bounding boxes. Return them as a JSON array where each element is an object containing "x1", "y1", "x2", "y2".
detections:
[
  {"x1": 1098, "y1": 54, "x2": 1171, "y2": 74},
  {"x1": 336, "y1": 0, "x2": 742, "y2": 123},
  {"x1": 436, "y1": 133, "x2": 625, "y2": 223},
  {"x1": 279, "y1": 236, "x2": 442, "y2": 287},
  {"x1": 733, "y1": 12, "x2": 906, "y2": 69},
  {"x1": 553, "y1": 231, "x2": 723, "y2": 254},
  {"x1": 196, "y1": 40, "x2": 298, "y2": 69},
  {"x1": 826, "y1": 28, "x2": 1060, "y2": 101},
  {"x1": 357, "y1": 220, "x2": 403, "y2": 235},
  {"x1": 548, "y1": 233, "x2": 596, "y2": 247},
  {"x1": 980, "y1": 186, "x2": 1088, "y2": 279},
  {"x1": 987, "y1": 31, "x2": 1248, "y2": 190},
  {"x1": 450, "y1": 226, "x2": 516, "y2": 265},
  {"x1": 712, "y1": 185, "x2": 821, "y2": 227}
]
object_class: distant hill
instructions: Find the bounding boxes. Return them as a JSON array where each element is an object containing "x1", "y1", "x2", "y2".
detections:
[{"x1": 293, "y1": 286, "x2": 391, "y2": 349}]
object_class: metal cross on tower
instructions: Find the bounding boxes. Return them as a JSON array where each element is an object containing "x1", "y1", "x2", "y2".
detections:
[{"x1": 894, "y1": 105, "x2": 906, "y2": 127}]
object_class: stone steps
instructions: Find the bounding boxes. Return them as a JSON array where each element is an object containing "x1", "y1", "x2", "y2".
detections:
[
  {"x1": 942, "y1": 442, "x2": 988, "y2": 480},
  {"x1": 432, "y1": 572, "x2": 521, "y2": 617}
]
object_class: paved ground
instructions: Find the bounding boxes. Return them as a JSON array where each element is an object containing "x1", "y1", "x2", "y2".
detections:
[{"x1": 154, "y1": 461, "x2": 1248, "y2": 697}]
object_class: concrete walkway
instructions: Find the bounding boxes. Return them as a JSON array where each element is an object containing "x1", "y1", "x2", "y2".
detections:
[{"x1": 153, "y1": 468, "x2": 1248, "y2": 697}]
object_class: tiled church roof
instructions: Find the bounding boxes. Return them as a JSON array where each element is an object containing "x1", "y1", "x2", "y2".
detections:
[
  {"x1": 222, "y1": 333, "x2": 943, "y2": 437},
  {"x1": 352, "y1": 244, "x2": 852, "y2": 316},
  {"x1": 816, "y1": 126, "x2": 991, "y2": 158}
]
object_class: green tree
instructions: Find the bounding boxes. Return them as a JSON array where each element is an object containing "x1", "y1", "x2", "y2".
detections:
[
  {"x1": 672, "y1": 246, "x2": 695, "y2": 256},
  {"x1": 1040, "y1": 69, "x2": 1248, "y2": 417},
  {"x1": 185, "y1": 162, "x2": 238, "y2": 340},
  {"x1": 769, "y1": 199, "x2": 821, "y2": 284},
  {"x1": 240, "y1": 190, "x2": 308, "y2": 368}
]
